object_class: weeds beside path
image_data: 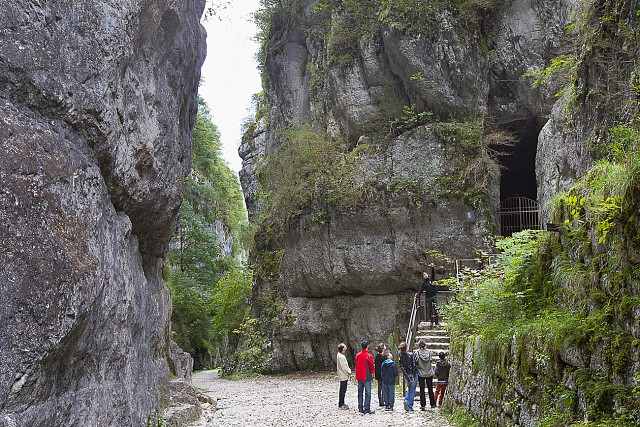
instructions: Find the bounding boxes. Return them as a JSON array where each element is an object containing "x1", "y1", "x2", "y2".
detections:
[{"x1": 189, "y1": 370, "x2": 453, "y2": 426}]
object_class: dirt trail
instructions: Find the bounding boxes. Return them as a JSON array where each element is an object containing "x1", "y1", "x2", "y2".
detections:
[{"x1": 189, "y1": 370, "x2": 453, "y2": 427}]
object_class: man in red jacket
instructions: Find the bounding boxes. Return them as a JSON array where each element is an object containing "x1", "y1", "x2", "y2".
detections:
[{"x1": 354, "y1": 340, "x2": 375, "y2": 414}]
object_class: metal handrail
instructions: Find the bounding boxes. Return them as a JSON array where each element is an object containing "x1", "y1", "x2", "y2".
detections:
[{"x1": 406, "y1": 295, "x2": 418, "y2": 352}]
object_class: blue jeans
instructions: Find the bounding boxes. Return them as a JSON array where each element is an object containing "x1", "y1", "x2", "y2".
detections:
[
  {"x1": 382, "y1": 382, "x2": 395, "y2": 408},
  {"x1": 358, "y1": 380, "x2": 372, "y2": 412},
  {"x1": 404, "y1": 374, "x2": 417, "y2": 410}
]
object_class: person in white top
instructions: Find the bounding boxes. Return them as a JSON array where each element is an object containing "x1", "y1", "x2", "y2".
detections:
[{"x1": 336, "y1": 343, "x2": 352, "y2": 410}]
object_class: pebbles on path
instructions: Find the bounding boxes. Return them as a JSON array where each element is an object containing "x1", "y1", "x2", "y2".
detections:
[{"x1": 189, "y1": 370, "x2": 453, "y2": 427}]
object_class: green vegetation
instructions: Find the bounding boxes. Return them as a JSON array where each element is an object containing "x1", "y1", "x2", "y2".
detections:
[
  {"x1": 165, "y1": 96, "x2": 252, "y2": 369},
  {"x1": 447, "y1": 407, "x2": 483, "y2": 427},
  {"x1": 433, "y1": 119, "x2": 507, "y2": 207},
  {"x1": 256, "y1": 0, "x2": 503, "y2": 72},
  {"x1": 255, "y1": 118, "x2": 504, "y2": 229},
  {"x1": 259, "y1": 124, "x2": 345, "y2": 222},
  {"x1": 389, "y1": 104, "x2": 434, "y2": 134},
  {"x1": 443, "y1": 116, "x2": 640, "y2": 426},
  {"x1": 187, "y1": 99, "x2": 252, "y2": 255}
]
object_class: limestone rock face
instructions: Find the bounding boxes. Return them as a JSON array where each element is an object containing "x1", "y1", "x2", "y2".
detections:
[
  {"x1": 240, "y1": 0, "x2": 575, "y2": 373},
  {"x1": 448, "y1": 1, "x2": 640, "y2": 424},
  {"x1": 279, "y1": 126, "x2": 495, "y2": 299},
  {"x1": 0, "y1": 0, "x2": 205, "y2": 425}
]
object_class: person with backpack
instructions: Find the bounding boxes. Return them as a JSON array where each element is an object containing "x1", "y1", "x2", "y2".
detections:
[
  {"x1": 434, "y1": 351, "x2": 451, "y2": 407},
  {"x1": 413, "y1": 339, "x2": 436, "y2": 410},
  {"x1": 354, "y1": 340, "x2": 375, "y2": 414},
  {"x1": 398, "y1": 341, "x2": 417, "y2": 411}
]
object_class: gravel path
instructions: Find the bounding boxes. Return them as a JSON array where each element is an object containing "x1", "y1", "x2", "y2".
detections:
[{"x1": 189, "y1": 370, "x2": 453, "y2": 427}]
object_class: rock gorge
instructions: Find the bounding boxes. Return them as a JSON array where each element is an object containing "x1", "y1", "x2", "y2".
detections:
[
  {"x1": 240, "y1": 0, "x2": 639, "y2": 424},
  {"x1": 240, "y1": 0, "x2": 573, "y2": 371},
  {"x1": 0, "y1": 0, "x2": 205, "y2": 425}
]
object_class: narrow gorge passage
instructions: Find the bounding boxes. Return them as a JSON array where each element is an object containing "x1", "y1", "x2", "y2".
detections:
[{"x1": 190, "y1": 370, "x2": 453, "y2": 426}]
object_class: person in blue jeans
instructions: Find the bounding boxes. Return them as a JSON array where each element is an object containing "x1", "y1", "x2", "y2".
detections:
[
  {"x1": 380, "y1": 350, "x2": 398, "y2": 410},
  {"x1": 354, "y1": 340, "x2": 375, "y2": 414},
  {"x1": 398, "y1": 341, "x2": 418, "y2": 411}
]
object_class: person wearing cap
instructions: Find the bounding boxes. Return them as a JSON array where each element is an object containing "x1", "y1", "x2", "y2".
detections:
[{"x1": 434, "y1": 352, "x2": 451, "y2": 407}]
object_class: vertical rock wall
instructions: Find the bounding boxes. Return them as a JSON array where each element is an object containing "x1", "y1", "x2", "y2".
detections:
[
  {"x1": 0, "y1": 0, "x2": 205, "y2": 425},
  {"x1": 239, "y1": 0, "x2": 575, "y2": 373},
  {"x1": 448, "y1": 1, "x2": 640, "y2": 424}
]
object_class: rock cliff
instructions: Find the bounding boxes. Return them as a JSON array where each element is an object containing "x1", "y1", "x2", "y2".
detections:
[
  {"x1": 239, "y1": 0, "x2": 575, "y2": 372},
  {"x1": 448, "y1": 0, "x2": 640, "y2": 424},
  {"x1": 0, "y1": 0, "x2": 205, "y2": 425}
]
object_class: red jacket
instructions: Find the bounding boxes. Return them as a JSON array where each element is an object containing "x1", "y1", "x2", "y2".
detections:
[{"x1": 354, "y1": 349, "x2": 374, "y2": 382}]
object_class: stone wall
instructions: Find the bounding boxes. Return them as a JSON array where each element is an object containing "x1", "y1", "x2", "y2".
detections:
[{"x1": 0, "y1": 0, "x2": 205, "y2": 425}]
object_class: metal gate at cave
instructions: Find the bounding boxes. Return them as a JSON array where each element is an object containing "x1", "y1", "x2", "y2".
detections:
[{"x1": 498, "y1": 196, "x2": 542, "y2": 236}]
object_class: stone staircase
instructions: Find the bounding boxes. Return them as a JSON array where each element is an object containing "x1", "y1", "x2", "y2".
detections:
[
  {"x1": 412, "y1": 321, "x2": 450, "y2": 400},
  {"x1": 413, "y1": 321, "x2": 450, "y2": 361}
]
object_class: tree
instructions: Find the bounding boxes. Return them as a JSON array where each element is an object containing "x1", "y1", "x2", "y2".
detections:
[{"x1": 165, "y1": 96, "x2": 252, "y2": 369}]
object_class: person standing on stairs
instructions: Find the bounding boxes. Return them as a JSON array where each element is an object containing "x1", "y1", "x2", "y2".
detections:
[
  {"x1": 398, "y1": 342, "x2": 417, "y2": 411},
  {"x1": 413, "y1": 339, "x2": 436, "y2": 410},
  {"x1": 374, "y1": 342, "x2": 386, "y2": 408},
  {"x1": 415, "y1": 266, "x2": 438, "y2": 326},
  {"x1": 336, "y1": 343, "x2": 352, "y2": 410}
]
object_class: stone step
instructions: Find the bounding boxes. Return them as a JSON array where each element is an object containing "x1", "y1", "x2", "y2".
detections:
[
  {"x1": 417, "y1": 321, "x2": 447, "y2": 328},
  {"x1": 416, "y1": 332, "x2": 448, "y2": 340},
  {"x1": 416, "y1": 326, "x2": 449, "y2": 333},
  {"x1": 414, "y1": 334, "x2": 450, "y2": 343}
]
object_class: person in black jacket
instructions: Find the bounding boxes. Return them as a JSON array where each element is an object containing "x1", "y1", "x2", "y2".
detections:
[
  {"x1": 398, "y1": 341, "x2": 417, "y2": 411},
  {"x1": 374, "y1": 343, "x2": 386, "y2": 407},
  {"x1": 415, "y1": 266, "x2": 438, "y2": 325}
]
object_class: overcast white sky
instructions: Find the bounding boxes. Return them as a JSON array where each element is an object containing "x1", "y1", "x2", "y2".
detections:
[{"x1": 199, "y1": 1, "x2": 262, "y2": 172}]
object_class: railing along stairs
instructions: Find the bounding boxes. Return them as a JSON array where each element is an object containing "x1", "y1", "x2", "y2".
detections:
[
  {"x1": 405, "y1": 295, "x2": 419, "y2": 352},
  {"x1": 402, "y1": 293, "x2": 451, "y2": 396}
]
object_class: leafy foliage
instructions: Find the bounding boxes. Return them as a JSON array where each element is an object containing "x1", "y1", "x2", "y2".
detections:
[
  {"x1": 211, "y1": 268, "x2": 253, "y2": 336},
  {"x1": 167, "y1": 201, "x2": 220, "y2": 284},
  {"x1": 444, "y1": 116, "x2": 640, "y2": 425},
  {"x1": 389, "y1": 104, "x2": 434, "y2": 134},
  {"x1": 434, "y1": 119, "x2": 507, "y2": 206},
  {"x1": 524, "y1": 54, "x2": 577, "y2": 98},
  {"x1": 259, "y1": 124, "x2": 344, "y2": 221},
  {"x1": 166, "y1": 97, "x2": 252, "y2": 369},
  {"x1": 188, "y1": 98, "x2": 250, "y2": 255}
]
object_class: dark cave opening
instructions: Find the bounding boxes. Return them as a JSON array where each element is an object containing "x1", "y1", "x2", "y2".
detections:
[
  {"x1": 498, "y1": 119, "x2": 542, "y2": 200},
  {"x1": 494, "y1": 118, "x2": 545, "y2": 235}
]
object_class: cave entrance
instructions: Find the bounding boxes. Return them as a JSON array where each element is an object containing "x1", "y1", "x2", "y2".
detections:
[{"x1": 495, "y1": 119, "x2": 544, "y2": 236}]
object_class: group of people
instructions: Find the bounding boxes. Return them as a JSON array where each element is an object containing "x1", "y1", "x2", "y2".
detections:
[
  {"x1": 335, "y1": 267, "x2": 449, "y2": 414},
  {"x1": 336, "y1": 339, "x2": 451, "y2": 414}
]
